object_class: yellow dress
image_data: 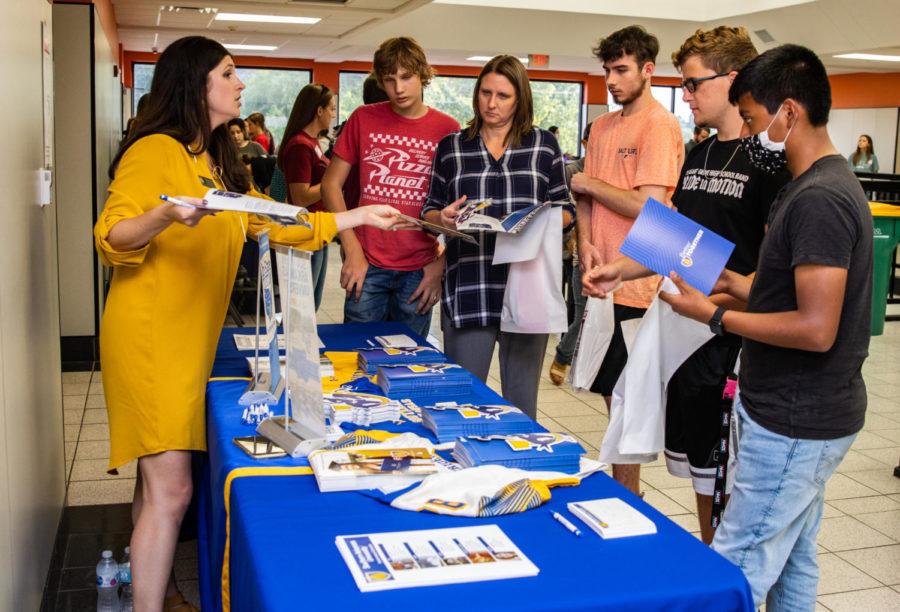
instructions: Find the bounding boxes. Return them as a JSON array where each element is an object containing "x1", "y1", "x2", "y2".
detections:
[{"x1": 95, "y1": 134, "x2": 337, "y2": 471}]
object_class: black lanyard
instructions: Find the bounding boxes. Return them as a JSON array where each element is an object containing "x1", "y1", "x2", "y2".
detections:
[{"x1": 711, "y1": 374, "x2": 738, "y2": 528}]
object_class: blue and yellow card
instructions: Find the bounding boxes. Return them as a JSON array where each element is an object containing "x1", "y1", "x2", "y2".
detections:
[{"x1": 620, "y1": 197, "x2": 735, "y2": 295}]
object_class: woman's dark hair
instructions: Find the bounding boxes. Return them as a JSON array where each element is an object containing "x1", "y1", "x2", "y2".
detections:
[
  {"x1": 228, "y1": 117, "x2": 247, "y2": 138},
  {"x1": 109, "y1": 36, "x2": 250, "y2": 193},
  {"x1": 466, "y1": 55, "x2": 534, "y2": 149},
  {"x1": 277, "y1": 83, "x2": 333, "y2": 172},
  {"x1": 852, "y1": 134, "x2": 874, "y2": 166},
  {"x1": 247, "y1": 112, "x2": 276, "y2": 154}
]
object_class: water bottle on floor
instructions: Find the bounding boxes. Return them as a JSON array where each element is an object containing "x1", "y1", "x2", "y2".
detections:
[
  {"x1": 119, "y1": 546, "x2": 132, "y2": 612},
  {"x1": 96, "y1": 550, "x2": 120, "y2": 611}
]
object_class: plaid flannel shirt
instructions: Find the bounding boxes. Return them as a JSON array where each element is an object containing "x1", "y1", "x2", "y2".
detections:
[{"x1": 422, "y1": 127, "x2": 575, "y2": 328}]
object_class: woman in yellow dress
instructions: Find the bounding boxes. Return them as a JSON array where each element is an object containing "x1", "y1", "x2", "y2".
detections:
[{"x1": 95, "y1": 36, "x2": 408, "y2": 611}]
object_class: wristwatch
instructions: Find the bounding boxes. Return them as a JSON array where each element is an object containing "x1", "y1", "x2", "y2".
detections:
[{"x1": 709, "y1": 307, "x2": 728, "y2": 336}]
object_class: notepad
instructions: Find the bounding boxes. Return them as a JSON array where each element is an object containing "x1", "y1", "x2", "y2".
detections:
[{"x1": 567, "y1": 497, "x2": 657, "y2": 539}]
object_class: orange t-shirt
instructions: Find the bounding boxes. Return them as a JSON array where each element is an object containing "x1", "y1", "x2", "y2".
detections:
[{"x1": 584, "y1": 100, "x2": 684, "y2": 308}]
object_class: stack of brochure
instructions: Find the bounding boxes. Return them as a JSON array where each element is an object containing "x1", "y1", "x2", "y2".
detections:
[
  {"x1": 357, "y1": 346, "x2": 447, "y2": 374},
  {"x1": 323, "y1": 389, "x2": 403, "y2": 426},
  {"x1": 308, "y1": 447, "x2": 438, "y2": 492},
  {"x1": 453, "y1": 433, "x2": 585, "y2": 473},
  {"x1": 375, "y1": 364, "x2": 471, "y2": 397},
  {"x1": 567, "y1": 498, "x2": 657, "y2": 539},
  {"x1": 422, "y1": 404, "x2": 536, "y2": 443}
]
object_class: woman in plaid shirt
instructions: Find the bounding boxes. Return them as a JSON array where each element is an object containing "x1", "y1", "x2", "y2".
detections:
[{"x1": 422, "y1": 55, "x2": 575, "y2": 418}]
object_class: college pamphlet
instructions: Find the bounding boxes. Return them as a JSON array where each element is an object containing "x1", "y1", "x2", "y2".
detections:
[
  {"x1": 202, "y1": 188, "x2": 311, "y2": 226},
  {"x1": 309, "y1": 447, "x2": 438, "y2": 492},
  {"x1": 335, "y1": 524, "x2": 538, "y2": 591},
  {"x1": 619, "y1": 197, "x2": 735, "y2": 296},
  {"x1": 454, "y1": 200, "x2": 548, "y2": 234}
]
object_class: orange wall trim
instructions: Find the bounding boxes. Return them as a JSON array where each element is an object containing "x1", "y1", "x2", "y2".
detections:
[{"x1": 830, "y1": 73, "x2": 900, "y2": 109}]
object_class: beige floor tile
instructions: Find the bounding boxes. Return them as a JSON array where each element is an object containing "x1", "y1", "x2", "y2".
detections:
[
  {"x1": 828, "y1": 495, "x2": 900, "y2": 516},
  {"x1": 63, "y1": 409, "x2": 82, "y2": 426},
  {"x1": 868, "y1": 383, "x2": 900, "y2": 401},
  {"x1": 875, "y1": 429, "x2": 900, "y2": 444},
  {"x1": 821, "y1": 502, "x2": 845, "y2": 519},
  {"x1": 535, "y1": 416, "x2": 562, "y2": 432},
  {"x1": 175, "y1": 579, "x2": 201, "y2": 610},
  {"x1": 642, "y1": 489, "x2": 691, "y2": 517},
  {"x1": 855, "y1": 510, "x2": 900, "y2": 541},
  {"x1": 88, "y1": 381, "x2": 105, "y2": 395},
  {"x1": 67, "y1": 478, "x2": 135, "y2": 506},
  {"x1": 639, "y1": 465, "x2": 694, "y2": 491},
  {"x1": 864, "y1": 413, "x2": 900, "y2": 430},
  {"x1": 838, "y1": 449, "x2": 894, "y2": 472},
  {"x1": 74, "y1": 440, "x2": 111, "y2": 461},
  {"x1": 659, "y1": 486, "x2": 698, "y2": 511},
  {"x1": 83, "y1": 408, "x2": 109, "y2": 424},
  {"x1": 552, "y1": 414, "x2": 609, "y2": 433},
  {"x1": 818, "y1": 587, "x2": 900, "y2": 611},
  {"x1": 845, "y1": 469, "x2": 900, "y2": 495},
  {"x1": 851, "y1": 431, "x2": 897, "y2": 451},
  {"x1": 65, "y1": 442, "x2": 76, "y2": 462},
  {"x1": 537, "y1": 387, "x2": 578, "y2": 403},
  {"x1": 64, "y1": 423, "x2": 81, "y2": 441},
  {"x1": 62, "y1": 371, "x2": 92, "y2": 383},
  {"x1": 858, "y1": 446, "x2": 900, "y2": 466},
  {"x1": 816, "y1": 552, "x2": 881, "y2": 595},
  {"x1": 825, "y1": 472, "x2": 881, "y2": 500},
  {"x1": 62, "y1": 395, "x2": 86, "y2": 410},
  {"x1": 85, "y1": 395, "x2": 107, "y2": 409},
  {"x1": 666, "y1": 513, "x2": 701, "y2": 534},
  {"x1": 79, "y1": 423, "x2": 110, "y2": 441},
  {"x1": 62, "y1": 382, "x2": 89, "y2": 396},
  {"x1": 537, "y1": 401, "x2": 599, "y2": 418},
  {"x1": 839, "y1": 544, "x2": 900, "y2": 586},
  {"x1": 818, "y1": 516, "x2": 895, "y2": 551},
  {"x1": 573, "y1": 430, "x2": 609, "y2": 450},
  {"x1": 70, "y1": 458, "x2": 137, "y2": 481}
]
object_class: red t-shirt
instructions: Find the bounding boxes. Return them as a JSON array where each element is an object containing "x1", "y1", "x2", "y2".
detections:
[
  {"x1": 253, "y1": 133, "x2": 271, "y2": 154},
  {"x1": 282, "y1": 131, "x2": 329, "y2": 212},
  {"x1": 333, "y1": 102, "x2": 460, "y2": 271}
]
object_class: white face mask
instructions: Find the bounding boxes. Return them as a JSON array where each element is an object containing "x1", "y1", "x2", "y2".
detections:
[{"x1": 740, "y1": 105, "x2": 794, "y2": 174}]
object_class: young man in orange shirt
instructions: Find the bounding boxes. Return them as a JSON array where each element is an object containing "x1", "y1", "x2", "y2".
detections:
[{"x1": 570, "y1": 25, "x2": 684, "y2": 494}]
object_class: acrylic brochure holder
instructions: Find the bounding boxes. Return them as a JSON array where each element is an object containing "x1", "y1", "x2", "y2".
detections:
[
  {"x1": 239, "y1": 229, "x2": 284, "y2": 407},
  {"x1": 256, "y1": 245, "x2": 335, "y2": 457}
]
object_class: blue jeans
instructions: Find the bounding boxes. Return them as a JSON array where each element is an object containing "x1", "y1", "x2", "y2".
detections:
[
  {"x1": 712, "y1": 398, "x2": 857, "y2": 611},
  {"x1": 310, "y1": 247, "x2": 328, "y2": 311},
  {"x1": 343, "y1": 265, "x2": 431, "y2": 338},
  {"x1": 555, "y1": 259, "x2": 587, "y2": 365}
]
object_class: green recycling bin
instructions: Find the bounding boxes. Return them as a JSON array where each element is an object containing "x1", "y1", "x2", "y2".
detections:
[{"x1": 870, "y1": 204, "x2": 900, "y2": 336}]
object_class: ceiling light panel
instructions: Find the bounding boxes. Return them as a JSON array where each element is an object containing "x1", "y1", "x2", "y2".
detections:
[{"x1": 214, "y1": 12, "x2": 321, "y2": 24}]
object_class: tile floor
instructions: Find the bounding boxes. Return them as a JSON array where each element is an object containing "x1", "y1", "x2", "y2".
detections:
[{"x1": 57, "y1": 243, "x2": 900, "y2": 610}]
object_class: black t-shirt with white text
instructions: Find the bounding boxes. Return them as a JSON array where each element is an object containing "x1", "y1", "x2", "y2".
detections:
[{"x1": 740, "y1": 155, "x2": 873, "y2": 440}]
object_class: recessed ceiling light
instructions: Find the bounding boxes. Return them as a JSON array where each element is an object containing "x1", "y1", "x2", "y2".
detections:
[
  {"x1": 466, "y1": 55, "x2": 529, "y2": 64},
  {"x1": 215, "y1": 12, "x2": 321, "y2": 24},
  {"x1": 225, "y1": 43, "x2": 278, "y2": 51},
  {"x1": 833, "y1": 53, "x2": 900, "y2": 62}
]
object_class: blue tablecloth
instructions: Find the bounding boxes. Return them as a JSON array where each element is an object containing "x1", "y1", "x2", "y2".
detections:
[{"x1": 198, "y1": 323, "x2": 753, "y2": 611}]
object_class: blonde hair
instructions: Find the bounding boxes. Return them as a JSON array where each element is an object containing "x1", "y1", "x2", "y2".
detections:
[{"x1": 672, "y1": 26, "x2": 757, "y2": 74}]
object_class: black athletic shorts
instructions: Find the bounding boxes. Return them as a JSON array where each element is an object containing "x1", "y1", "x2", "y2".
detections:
[
  {"x1": 589, "y1": 304, "x2": 646, "y2": 396},
  {"x1": 664, "y1": 336, "x2": 741, "y2": 469}
]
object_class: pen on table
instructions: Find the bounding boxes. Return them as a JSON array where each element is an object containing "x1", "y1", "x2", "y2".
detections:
[
  {"x1": 549, "y1": 510, "x2": 582, "y2": 537},
  {"x1": 160, "y1": 195, "x2": 198, "y2": 208}
]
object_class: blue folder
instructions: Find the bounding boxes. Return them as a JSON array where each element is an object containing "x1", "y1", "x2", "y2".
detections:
[{"x1": 620, "y1": 197, "x2": 735, "y2": 295}]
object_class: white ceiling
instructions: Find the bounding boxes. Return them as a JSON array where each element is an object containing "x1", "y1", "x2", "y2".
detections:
[{"x1": 111, "y1": 0, "x2": 900, "y2": 76}]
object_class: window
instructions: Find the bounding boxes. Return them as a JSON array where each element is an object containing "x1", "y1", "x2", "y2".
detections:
[
  {"x1": 129, "y1": 63, "x2": 311, "y2": 148},
  {"x1": 425, "y1": 75, "x2": 477, "y2": 128},
  {"x1": 608, "y1": 85, "x2": 695, "y2": 144},
  {"x1": 337, "y1": 71, "x2": 369, "y2": 123}
]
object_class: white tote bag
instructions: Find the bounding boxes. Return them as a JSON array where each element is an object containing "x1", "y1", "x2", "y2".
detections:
[
  {"x1": 495, "y1": 206, "x2": 568, "y2": 334},
  {"x1": 568, "y1": 295, "x2": 615, "y2": 393}
]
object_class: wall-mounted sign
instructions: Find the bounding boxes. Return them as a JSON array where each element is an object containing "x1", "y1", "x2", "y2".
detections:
[{"x1": 529, "y1": 54, "x2": 550, "y2": 69}]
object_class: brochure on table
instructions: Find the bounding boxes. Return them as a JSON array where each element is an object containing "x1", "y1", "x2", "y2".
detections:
[
  {"x1": 335, "y1": 524, "x2": 538, "y2": 592},
  {"x1": 619, "y1": 197, "x2": 735, "y2": 296}
]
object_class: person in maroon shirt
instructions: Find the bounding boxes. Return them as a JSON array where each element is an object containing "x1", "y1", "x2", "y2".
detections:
[{"x1": 278, "y1": 83, "x2": 337, "y2": 309}]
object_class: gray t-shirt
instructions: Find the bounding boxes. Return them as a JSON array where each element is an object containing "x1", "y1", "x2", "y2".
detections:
[
  {"x1": 238, "y1": 141, "x2": 266, "y2": 160},
  {"x1": 740, "y1": 154, "x2": 873, "y2": 440}
]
